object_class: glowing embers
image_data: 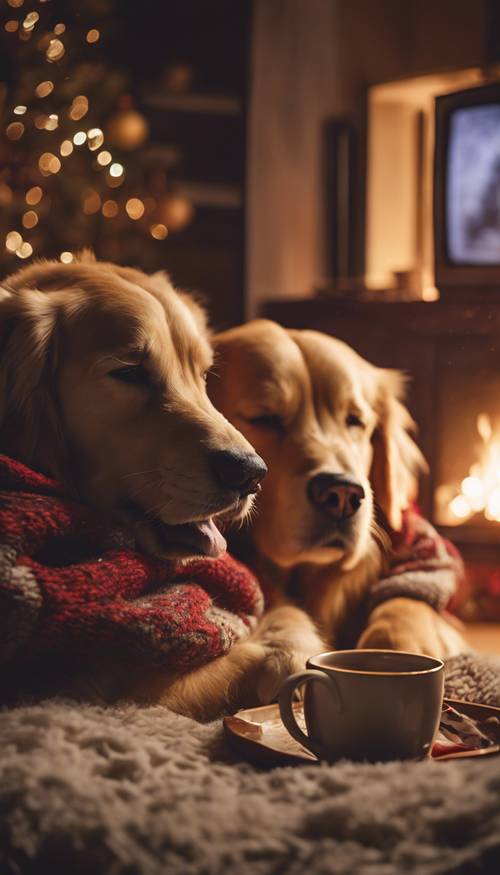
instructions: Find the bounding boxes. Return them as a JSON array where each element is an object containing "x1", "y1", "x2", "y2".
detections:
[{"x1": 447, "y1": 415, "x2": 500, "y2": 524}]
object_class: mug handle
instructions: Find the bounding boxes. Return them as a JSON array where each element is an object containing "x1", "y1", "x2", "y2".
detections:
[{"x1": 279, "y1": 669, "x2": 340, "y2": 760}]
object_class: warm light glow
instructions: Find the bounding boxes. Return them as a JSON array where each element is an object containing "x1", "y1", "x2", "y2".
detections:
[
  {"x1": 5, "y1": 21, "x2": 19, "y2": 33},
  {"x1": 87, "y1": 128, "x2": 104, "y2": 151},
  {"x1": 46, "y1": 38, "x2": 65, "y2": 62},
  {"x1": 446, "y1": 414, "x2": 500, "y2": 525},
  {"x1": 158, "y1": 195, "x2": 194, "y2": 231},
  {"x1": 60, "y1": 139, "x2": 73, "y2": 157},
  {"x1": 16, "y1": 241, "x2": 33, "y2": 259},
  {"x1": 69, "y1": 96, "x2": 88, "y2": 121},
  {"x1": 22, "y1": 11, "x2": 39, "y2": 30},
  {"x1": 39, "y1": 152, "x2": 61, "y2": 175},
  {"x1": 6, "y1": 231, "x2": 23, "y2": 252},
  {"x1": 150, "y1": 223, "x2": 168, "y2": 240},
  {"x1": 13, "y1": 105, "x2": 27, "y2": 115},
  {"x1": 83, "y1": 190, "x2": 101, "y2": 214},
  {"x1": 102, "y1": 199, "x2": 118, "y2": 218},
  {"x1": 45, "y1": 113, "x2": 59, "y2": 131},
  {"x1": 22, "y1": 210, "x2": 38, "y2": 229},
  {"x1": 26, "y1": 186, "x2": 42, "y2": 205},
  {"x1": 73, "y1": 131, "x2": 87, "y2": 146},
  {"x1": 34, "y1": 114, "x2": 48, "y2": 130},
  {"x1": 0, "y1": 184, "x2": 13, "y2": 206},
  {"x1": 35, "y1": 80, "x2": 54, "y2": 98},
  {"x1": 7, "y1": 0, "x2": 25, "y2": 8},
  {"x1": 54, "y1": 23, "x2": 65, "y2": 35},
  {"x1": 449, "y1": 495, "x2": 470, "y2": 520},
  {"x1": 125, "y1": 198, "x2": 145, "y2": 220},
  {"x1": 97, "y1": 150, "x2": 112, "y2": 166},
  {"x1": 485, "y1": 488, "x2": 500, "y2": 522},
  {"x1": 109, "y1": 162, "x2": 124, "y2": 178},
  {"x1": 6, "y1": 122, "x2": 24, "y2": 140},
  {"x1": 59, "y1": 251, "x2": 74, "y2": 263},
  {"x1": 86, "y1": 28, "x2": 100, "y2": 43}
]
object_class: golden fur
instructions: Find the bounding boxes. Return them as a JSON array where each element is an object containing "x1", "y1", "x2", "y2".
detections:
[
  {"x1": 0, "y1": 258, "x2": 324, "y2": 720},
  {"x1": 209, "y1": 319, "x2": 465, "y2": 660}
]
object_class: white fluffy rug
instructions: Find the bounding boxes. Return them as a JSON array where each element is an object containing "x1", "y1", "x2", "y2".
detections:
[{"x1": 1, "y1": 655, "x2": 500, "y2": 875}]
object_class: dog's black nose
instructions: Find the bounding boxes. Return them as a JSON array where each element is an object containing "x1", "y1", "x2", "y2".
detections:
[
  {"x1": 210, "y1": 450, "x2": 267, "y2": 497},
  {"x1": 307, "y1": 473, "x2": 365, "y2": 519}
]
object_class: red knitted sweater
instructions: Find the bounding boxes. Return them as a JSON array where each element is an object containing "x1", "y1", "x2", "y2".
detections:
[{"x1": 0, "y1": 455, "x2": 263, "y2": 673}]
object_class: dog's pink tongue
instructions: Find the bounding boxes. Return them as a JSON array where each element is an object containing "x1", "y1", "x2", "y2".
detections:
[{"x1": 194, "y1": 519, "x2": 227, "y2": 558}]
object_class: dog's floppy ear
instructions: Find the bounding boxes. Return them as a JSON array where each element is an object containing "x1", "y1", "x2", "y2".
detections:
[
  {"x1": 370, "y1": 369, "x2": 428, "y2": 531},
  {"x1": 0, "y1": 288, "x2": 71, "y2": 484}
]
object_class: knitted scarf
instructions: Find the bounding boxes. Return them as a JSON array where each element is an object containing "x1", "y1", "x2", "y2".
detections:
[{"x1": 0, "y1": 455, "x2": 263, "y2": 676}]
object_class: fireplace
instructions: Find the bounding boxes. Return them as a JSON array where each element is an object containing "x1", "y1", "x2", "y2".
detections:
[{"x1": 433, "y1": 337, "x2": 500, "y2": 541}]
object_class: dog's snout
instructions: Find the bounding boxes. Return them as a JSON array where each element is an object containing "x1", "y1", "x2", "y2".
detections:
[
  {"x1": 210, "y1": 450, "x2": 268, "y2": 497},
  {"x1": 307, "y1": 473, "x2": 365, "y2": 520}
]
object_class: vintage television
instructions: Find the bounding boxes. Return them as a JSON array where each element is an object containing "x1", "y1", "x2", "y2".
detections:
[{"x1": 434, "y1": 81, "x2": 500, "y2": 292}]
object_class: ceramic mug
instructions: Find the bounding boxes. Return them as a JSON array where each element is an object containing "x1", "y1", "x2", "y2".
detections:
[{"x1": 279, "y1": 649, "x2": 444, "y2": 762}]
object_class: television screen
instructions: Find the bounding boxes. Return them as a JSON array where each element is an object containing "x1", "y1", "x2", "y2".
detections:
[{"x1": 447, "y1": 103, "x2": 500, "y2": 265}]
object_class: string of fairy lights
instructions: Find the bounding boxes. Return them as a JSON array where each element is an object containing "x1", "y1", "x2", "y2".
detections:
[{"x1": 2, "y1": 0, "x2": 192, "y2": 265}]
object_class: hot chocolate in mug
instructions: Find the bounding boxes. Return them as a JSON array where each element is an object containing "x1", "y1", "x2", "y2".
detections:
[{"x1": 279, "y1": 649, "x2": 444, "y2": 762}]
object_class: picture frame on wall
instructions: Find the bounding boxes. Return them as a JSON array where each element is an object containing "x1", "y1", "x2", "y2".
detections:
[{"x1": 323, "y1": 119, "x2": 357, "y2": 289}]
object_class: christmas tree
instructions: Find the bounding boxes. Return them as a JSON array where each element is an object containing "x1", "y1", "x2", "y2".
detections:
[{"x1": 0, "y1": 0, "x2": 191, "y2": 273}]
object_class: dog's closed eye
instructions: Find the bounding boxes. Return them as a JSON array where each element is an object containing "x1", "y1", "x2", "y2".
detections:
[
  {"x1": 109, "y1": 364, "x2": 152, "y2": 387},
  {"x1": 246, "y1": 414, "x2": 284, "y2": 433}
]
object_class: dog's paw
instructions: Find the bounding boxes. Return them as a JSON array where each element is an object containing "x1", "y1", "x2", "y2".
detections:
[{"x1": 255, "y1": 646, "x2": 309, "y2": 705}]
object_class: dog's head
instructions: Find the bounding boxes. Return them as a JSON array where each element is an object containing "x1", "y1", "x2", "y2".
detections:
[
  {"x1": 0, "y1": 254, "x2": 266, "y2": 559},
  {"x1": 209, "y1": 320, "x2": 426, "y2": 569}
]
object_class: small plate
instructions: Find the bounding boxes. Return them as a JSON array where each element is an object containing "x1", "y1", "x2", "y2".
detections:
[{"x1": 223, "y1": 698, "x2": 500, "y2": 767}]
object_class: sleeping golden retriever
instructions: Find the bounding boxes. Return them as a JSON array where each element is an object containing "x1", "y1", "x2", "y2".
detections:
[
  {"x1": 208, "y1": 319, "x2": 465, "y2": 659},
  {"x1": 0, "y1": 256, "x2": 324, "y2": 719}
]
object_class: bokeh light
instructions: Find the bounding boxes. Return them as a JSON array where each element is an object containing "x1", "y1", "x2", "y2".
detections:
[
  {"x1": 26, "y1": 186, "x2": 43, "y2": 205},
  {"x1": 69, "y1": 95, "x2": 88, "y2": 121},
  {"x1": 60, "y1": 251, "x2": 74, "y2": 263},
  {"x1": 46, "y1": 38, "x2": 65, "y2": 62},
  {"x1": 6, "y1": 122, "x2": 24, "y2": 140},
  {"x1": 16, "y1": 241, "x2": 33, "y2": 259},
  {"x1": 60, "y1": 139, "x2": 74, "y2": 157},
  {"x1": 35, "y1": 80, "x2": 54, "y2": 98},
  {"x1": 22, "y1": 11, "x2": 39, "y2": 30},
  {"x1": 87, "y1": 128, "x2": 104, "y2": 151},
  {"x1": 150, "y1": 223, "x2": 168, "y2": 240},
  {"x1": 97, "y1": 150, "x2": 112, "y2": 166},
  {"x1": 22, "y1": 210, "x2": 38, "y2": 229},
  {"x1": 102, "y1": 199, "x2": 118, "y2": 218},
  {"x1": 83, "y1": 189, "x2": 101, "y2": 214},
  {"x1": 125, "y1": 198, "x2": 145, "y2": 220},
  {"x1": 6, "y1": 231, "x2": 23, "y2": 252},
  {"x1": 86, "y1": 28, "x2": 100, "y2": 43},
  {"x1": 39, "y1": 152, "x2": 61, "y2": 175}
]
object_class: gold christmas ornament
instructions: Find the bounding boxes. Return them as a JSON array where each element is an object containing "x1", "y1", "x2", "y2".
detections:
[
  {"x1": 157, "y1": 194, "x2": 195, "y2": 232},
  {"x1": 106, "y1": 108, "x2": 149, "y2": 150}
]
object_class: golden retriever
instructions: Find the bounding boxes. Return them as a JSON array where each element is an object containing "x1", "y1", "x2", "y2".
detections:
[
  {"x1": 209, "y1": 319, "x2": 465, "y2": 660},
  {"x1": 0, "y1": 257, "x2": 324, "y2": 719}
]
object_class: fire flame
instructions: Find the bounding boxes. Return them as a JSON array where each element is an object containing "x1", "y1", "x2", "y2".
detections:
[{"x1": 449, "y1": 414, "x2": 500, "y2": 524}]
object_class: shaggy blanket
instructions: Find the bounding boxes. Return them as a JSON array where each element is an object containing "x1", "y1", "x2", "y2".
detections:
[
  {"x1": 0, "y1": 454, "x2": 263, "y2": 677},
  {"x1": 1, "y1": 652, "x2": 499, "y2": 875}
]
